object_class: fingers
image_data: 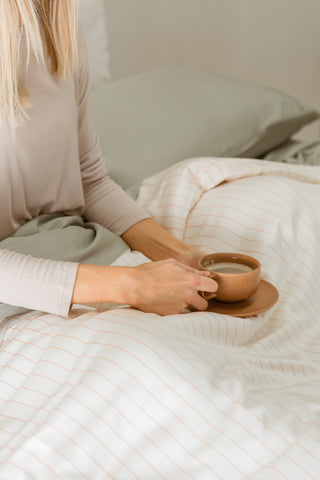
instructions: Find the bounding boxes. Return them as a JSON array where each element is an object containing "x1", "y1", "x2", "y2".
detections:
[
  {"x1": 134, "y1": 258, "x2": 218, "y2": 315},
  {"x1": 189, "y1": 294, "x2": 209, "y2": 312},
  {"x1": 183, "y1": 265, "x2": 212, "y2": 277},
  {"x1": 197, "y1": 270, "x2": 213, "y2": 276},
  {"x1": 162, "y1": 258, "x2": 219, "y2": 300},
  {"x1": 161, "y1": 258, "x2": 212, "y2": 276},
  {"x1": 190, "y1": 275, "x2": 218, "y2": 310},
  {"x1": 169, "y1": 260, "x2": 204, "y2": 275},
  {"x1": 174, "y1": 269, "x2": 218, "y2": 312},
  {"x1": 197, "y1": 274, "x2": 218, "y2": 293}
]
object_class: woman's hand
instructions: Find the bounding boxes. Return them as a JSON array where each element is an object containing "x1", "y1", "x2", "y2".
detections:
[
  {"x1": 121, "y1": 219, "x2": 208, "y2": 271},
  {"x1": 126, "y1": 258, "x2": 217, "y2": 315},
  {"x1": 176, "y1": 247, "x2": 207, "y2": 271}
]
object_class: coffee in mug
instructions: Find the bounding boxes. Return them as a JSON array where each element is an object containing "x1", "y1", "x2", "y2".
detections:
[
  {"x1": 199, "y1": 253, "x2": 261, "y2": 303},
  {"x1": 206, "y1": 262, "x2": 253, "y2": 274}
]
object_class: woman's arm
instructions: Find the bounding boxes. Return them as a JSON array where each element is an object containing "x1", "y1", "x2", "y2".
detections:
[
  {"x1": 71, "y1": 218, "x2": 218, "y2": 315},
  {"x1": 71, "y1": 259, "x2": 217, "y2": 316},
  {"x1": 121, "y1": 218, "x2": 204, "y2": 269}
]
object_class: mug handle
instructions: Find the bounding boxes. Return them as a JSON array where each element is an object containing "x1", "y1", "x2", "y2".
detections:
[{"x1": 199, "y1": 272, "x2": 217, "y2": 300}]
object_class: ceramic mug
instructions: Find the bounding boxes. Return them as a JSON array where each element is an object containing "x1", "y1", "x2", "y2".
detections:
[{"x1": 199, "y1": 252, "x2": 261, "y2": 303}]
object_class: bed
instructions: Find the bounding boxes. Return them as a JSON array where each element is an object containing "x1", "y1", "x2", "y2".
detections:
[{"x1": 1, "y1": 2, "x2": 320, "y2": 479}]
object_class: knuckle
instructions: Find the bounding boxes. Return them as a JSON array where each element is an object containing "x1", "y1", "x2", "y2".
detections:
[
  {"x1": 193, "y1": 276, "x2": 202, "y2": 287},
  {"x1": 192, "y1": 276, "x2": 203, "y2": 289},
  {"x1": 185, "y1": 292, "x2": 195, "y2": 304}
]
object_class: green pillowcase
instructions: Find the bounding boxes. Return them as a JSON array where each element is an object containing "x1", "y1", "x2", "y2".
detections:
[{"x1": 90, "y1": 68, "x2": 319, "y2": 188}]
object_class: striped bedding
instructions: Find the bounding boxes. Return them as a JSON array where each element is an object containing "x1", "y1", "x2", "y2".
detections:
[{"x1": 1, "y1": 157, "x2": 320, "y2": 479}]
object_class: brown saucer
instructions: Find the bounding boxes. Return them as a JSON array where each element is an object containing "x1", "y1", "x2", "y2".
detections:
[{"x1": 205, "y1": 279, "x2": 279, "y2": 317}]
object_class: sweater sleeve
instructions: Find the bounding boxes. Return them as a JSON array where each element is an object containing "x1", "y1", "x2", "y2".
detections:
[
  {"x1": 0, "y1": 249, "x2": 78, "y2": 317},
  {"x1": 76, "y1": 32, "x2": 149, "y2": 236}
]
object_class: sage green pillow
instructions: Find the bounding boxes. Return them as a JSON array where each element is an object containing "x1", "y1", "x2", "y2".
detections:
[{"x1": 90, "y1": 68, "x2": 319, "y2": 188}]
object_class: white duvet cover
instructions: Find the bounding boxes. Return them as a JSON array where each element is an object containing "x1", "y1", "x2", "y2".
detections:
[{"x1": 1, "y1": 157, "x2": 320, "y2": 479}]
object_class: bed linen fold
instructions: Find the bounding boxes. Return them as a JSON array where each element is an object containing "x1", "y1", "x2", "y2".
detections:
[{"x1": 1, "y1": 157, "x2": 320, "y2": 479}]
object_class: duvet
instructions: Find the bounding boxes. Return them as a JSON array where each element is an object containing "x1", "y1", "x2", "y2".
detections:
[{"x1": 1, "y1": 157, "x2": 320, "y2": 479}]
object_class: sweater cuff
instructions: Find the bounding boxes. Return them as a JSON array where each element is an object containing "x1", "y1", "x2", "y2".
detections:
[
  {"x1": 0, "y1": 250, "x2": 79, "y2": 317},
  {"x1": 54, "y1": 262, "x2": 80, "y2": 316}
]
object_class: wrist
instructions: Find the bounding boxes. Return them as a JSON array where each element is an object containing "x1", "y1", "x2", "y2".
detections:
[
  {"x1": 71, "y1": 264, "x2": 137, "y2": 306},
  {"x1": 122, "y1": 218, "x2": 194, "y2": 263},
  {"x1": 173, "y1": 243, "x2": 194, "y2": 263}
]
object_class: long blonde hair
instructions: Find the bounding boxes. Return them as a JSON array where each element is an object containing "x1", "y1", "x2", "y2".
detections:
[{"x1": 0, "y1": 0, "x2": 79, "y2": 126}]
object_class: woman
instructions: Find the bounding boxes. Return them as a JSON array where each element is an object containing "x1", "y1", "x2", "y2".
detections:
[{"x1": 0, "y1": 0, "x2": 217, "y2": 317}]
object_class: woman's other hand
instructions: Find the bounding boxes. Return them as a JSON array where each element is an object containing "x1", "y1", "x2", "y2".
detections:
[
  {"x1": 122, "y1": 219, "x2": 208, "y2": 271},
  {"x1": 177, "y1": 247, "x2": 207, "y2": 271}
]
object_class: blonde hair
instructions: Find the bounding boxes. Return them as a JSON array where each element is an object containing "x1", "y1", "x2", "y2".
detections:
[{"x1": 0, "y1": 0, "x2": 79, "y2": 126}]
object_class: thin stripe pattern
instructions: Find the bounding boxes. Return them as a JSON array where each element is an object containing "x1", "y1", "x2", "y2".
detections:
[{"x1": 1, "y1": 157, "x2": 320, "y2": 479}]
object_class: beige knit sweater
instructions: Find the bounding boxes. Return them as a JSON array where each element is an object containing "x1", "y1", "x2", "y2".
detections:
[{"x1": 0, "y1": 31, "x2": 148, "y2": 316}]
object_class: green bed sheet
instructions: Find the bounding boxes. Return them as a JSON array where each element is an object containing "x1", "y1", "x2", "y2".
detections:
[{"x1": 262, "y1": 139, "x2": 320, "y2": 166}]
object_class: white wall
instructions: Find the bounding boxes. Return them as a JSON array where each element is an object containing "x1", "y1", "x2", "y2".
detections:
[{"x1": 105, "y1": 0, "x2": 320, "y2": 139}]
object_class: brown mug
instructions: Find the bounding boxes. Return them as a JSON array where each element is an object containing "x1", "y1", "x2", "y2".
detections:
[{"x1": 199, "y1": 252, "x2": 261, "y2": 303}]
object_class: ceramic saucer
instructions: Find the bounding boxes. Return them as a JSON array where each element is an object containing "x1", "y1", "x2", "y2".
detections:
[{"x1": 205, "y1": 279, "x2": 279, "y2": 317}]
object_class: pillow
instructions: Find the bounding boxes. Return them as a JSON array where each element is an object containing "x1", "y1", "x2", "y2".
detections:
[
  {"x1": 90, "y1": 68, "x2": 319, "y2": 188},
  {"x1": 79, "y1": 0, "x2": 110, "y2": 90}
]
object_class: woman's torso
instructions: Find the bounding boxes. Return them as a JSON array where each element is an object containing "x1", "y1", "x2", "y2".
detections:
[{"x1": 0, "y1": 35, "x2": 84, "y2": 241}]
